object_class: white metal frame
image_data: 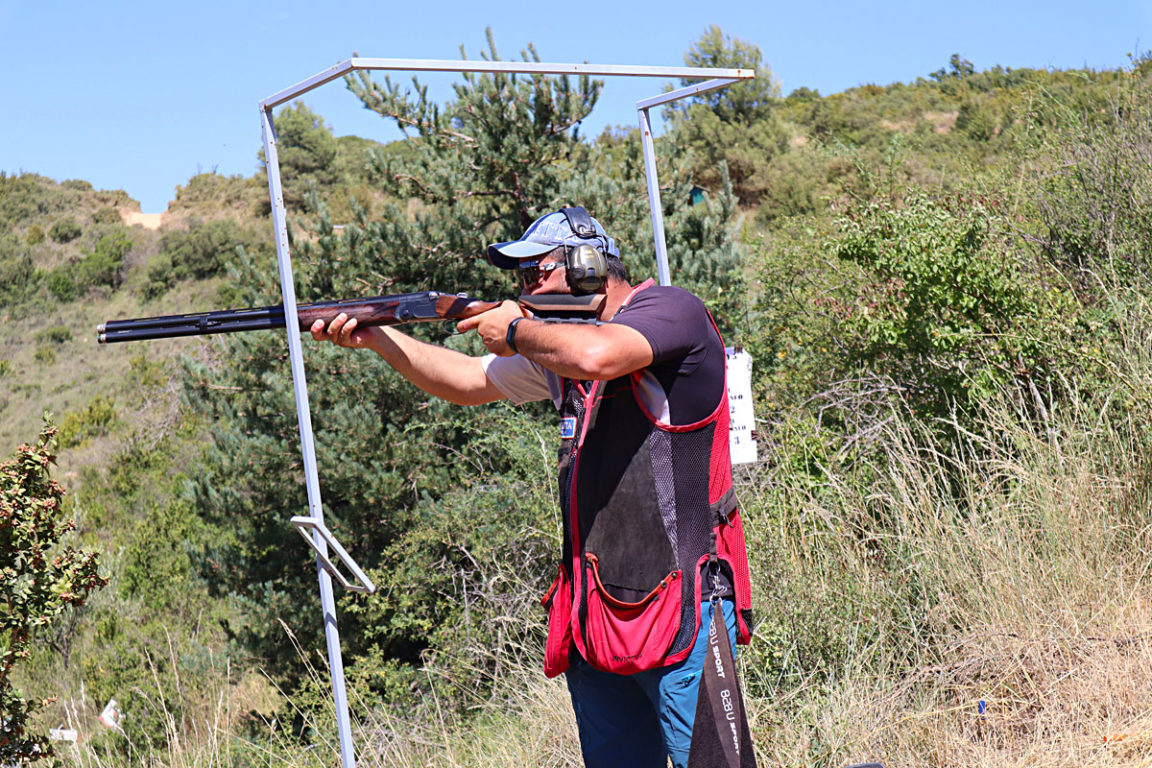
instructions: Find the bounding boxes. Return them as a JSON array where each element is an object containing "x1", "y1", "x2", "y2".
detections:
[{"x1": 258, "y1": 57, "x2": 754, "y2": 768}]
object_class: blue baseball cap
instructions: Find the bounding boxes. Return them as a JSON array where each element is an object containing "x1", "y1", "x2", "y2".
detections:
[{"x1": 487, "y1": 208, "x2": 619, "y2": 269}]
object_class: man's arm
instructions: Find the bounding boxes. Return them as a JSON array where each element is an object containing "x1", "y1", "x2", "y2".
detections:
[
  {"x1": 457, "y1": 301, "x2": 654, "y2": 380},
  {"x1": 310, "y1": 314, "x2": 506, "y2": 405}
]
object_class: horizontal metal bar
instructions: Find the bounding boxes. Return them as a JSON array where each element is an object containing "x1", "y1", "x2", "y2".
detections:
[
  {"x1": 635, "y1": 77, "x2": 745, "y2": 110},
  {"x1": 263, "y1": 58, "x2": 754, "y2": 108},
  {"x1": 262, "y1": 60, "x2": 358, "y2": 109}
]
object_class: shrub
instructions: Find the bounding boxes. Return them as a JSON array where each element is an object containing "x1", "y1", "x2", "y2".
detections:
[
  {"x1": 168, "y1": 171, "x2": 264, "y2": 218},
  {"x1": 46, "y1": 269, "x2": 77, "y2": 302},
  {"x1": 75, "y1": 229, "x2": 132, "y2": 289},
  {"x1": 57, "y1": 396, "x2": 117, "y2": 448},
  {"x1": 0, "y1": 424, "x2": 105, "y2": 763},
  {"x1": 91, "y1": 206, "x2": 122, "y2": 225},
  {"x1": 0, "y1": 236, "x2": 37, "y2": 306},
  {"x1": 159, "y1": 219, "x2": 249, "y2": 281},
  {"x1": 0, "y1": 174, "x2": 83, "y2": 231},
  {"x1": 25, "y1": 226, "x2": 43, "y2": 246},
  {"x1": 48, "y1": 217, "x2": 81, "y2": 244},
  {"x1": 34, "y1": 325, "x2": 72, "y2": 345},
  {"x1": 832, "y1": 190, "x2": 1085, "y2": 417},
  {"x1": 33, "y1": 346, "x2": 56, "y2": 365},
  {"x1": 141, "y1": 253, "x2": 175, "y2": 299}
]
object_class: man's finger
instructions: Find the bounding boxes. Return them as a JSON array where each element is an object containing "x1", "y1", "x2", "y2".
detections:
[{"x1": 337, "y1": 315, "x2": 357, "y2": 344}]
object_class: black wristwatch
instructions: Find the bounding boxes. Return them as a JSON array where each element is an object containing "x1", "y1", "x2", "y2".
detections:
[{"x1": 506, "y1": 317, "x2": 524, "y2": 353}]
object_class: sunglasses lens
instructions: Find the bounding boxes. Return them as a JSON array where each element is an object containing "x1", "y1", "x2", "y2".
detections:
[{"x1": 518, "y1": 266, "x2": 540, "y2": 289}]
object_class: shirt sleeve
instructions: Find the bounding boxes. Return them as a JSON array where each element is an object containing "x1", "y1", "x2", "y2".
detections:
[
  {"x1": 481, "y1": 353, "x2": 561, "y2": 407},
  {"x1": 610, "y1": 285, "x2": 726, "y2": 425},
  {"x1": 612, "y1": 286, "x2": 711, "y2": 366}
]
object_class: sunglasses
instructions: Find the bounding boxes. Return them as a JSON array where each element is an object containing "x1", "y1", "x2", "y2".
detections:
[{"x1": 517, "y1": 259, "x2": 565, "y2": 290}]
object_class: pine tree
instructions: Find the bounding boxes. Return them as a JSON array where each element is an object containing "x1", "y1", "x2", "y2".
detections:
[{"x1": 664, "y1": 26, "x2": 789, "y2": 206}]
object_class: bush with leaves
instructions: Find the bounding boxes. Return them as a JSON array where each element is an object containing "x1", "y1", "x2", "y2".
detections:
[
  {"x1": 0, "y1": 235, "x2": 37, "y2": 307},
  {"x1": 45, "y1": 269, "x2": 77, "y2": 303},
  {"x1": 48, "y1": 217, "x2": 81, "y2": 244},
  {"x1": 1030, "y1": 68, "x2": 1152, "y2": 293},
  {"x1": 0, "y1": 425, "x2": 105, "y2": 763},
  {"x1": 167, "y1": 171, "x2": 266, "y2": 219},
  {"x1": 151, "y1": 219, "x2": 262, "y2": 295},
  {"x1": 90, "y1": 206, "x2": 122, "y2": 225},
  {"x1": 834, "y1": 191, "x2": 1084, "y2": 412},
  {"x1": 0, "y1": 174, "x2": 79, "y2": 231},
  {"x1": 75, "y1": 229, "x2": 132, "y2": 291},
  {"x1": 56, "y1": 396, "x2": 116, "y2": 449},
  {"x1": 752, "y1": 187, "x2": 1092, "y2": 443}
]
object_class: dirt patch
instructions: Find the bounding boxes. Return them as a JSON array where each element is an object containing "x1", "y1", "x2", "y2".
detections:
[
  {"x1": 924, "y1": 110, "x2": 958, "y2": 134},
  {"x1": 121, "y1": 210, "x2": 165, "y2": 230}
]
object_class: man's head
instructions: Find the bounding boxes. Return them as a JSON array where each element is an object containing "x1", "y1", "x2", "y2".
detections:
[{"x1": 488, "y1": 207, "x2": 626, "y2": 295}]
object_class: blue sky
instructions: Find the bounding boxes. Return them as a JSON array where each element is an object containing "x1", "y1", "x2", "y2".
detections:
[{"x1": 2, "y1": 0, "x2": 1148, "y2": 212}]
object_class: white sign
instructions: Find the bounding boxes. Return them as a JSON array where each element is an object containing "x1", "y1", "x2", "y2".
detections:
[
  {"x1": 725, "y1": 348, "x2": 757, "y2": 464},
  {"x1": 49, "y1": 726, "x2": 78, "y2": 743},
  {"x1": 98, "y1": 698, "x2": 122, "y2": 729}
]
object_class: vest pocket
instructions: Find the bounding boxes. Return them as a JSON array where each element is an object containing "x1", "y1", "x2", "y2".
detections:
[
  {"x1": 541, "y1": 566, "x2": 574, "y2": 678},
  {"x1": 580, "y1": 552, "x2": 682, "y2": 675},
  {"x1": 715, "y1": 511, "x2": 755, "y2": 645}
]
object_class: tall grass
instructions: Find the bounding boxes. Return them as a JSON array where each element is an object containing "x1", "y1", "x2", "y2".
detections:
[
  {"x1": 736, "y1": 292, "x2": 1152, "y2": 768},
  {"x1": 50, "y1": 299, "x2": 1152, "y2": 767},
  {"x1": 48, "y1": 613, "x2": 583, "y2": 767}
]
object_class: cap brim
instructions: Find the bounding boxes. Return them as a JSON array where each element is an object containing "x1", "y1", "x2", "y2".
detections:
[{"x1": 486, "y1": 240, "x2": 556, "y2": 269}]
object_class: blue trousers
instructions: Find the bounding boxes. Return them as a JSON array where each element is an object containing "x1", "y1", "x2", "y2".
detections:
[{"x1": 564, "y1": 599, "x2": 738, "y2": 768}]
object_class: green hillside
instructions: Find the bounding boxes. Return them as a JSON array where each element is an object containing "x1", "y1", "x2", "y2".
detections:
[{"x1": 6, "y1": 29, "x2": 1152, "y2": 767}]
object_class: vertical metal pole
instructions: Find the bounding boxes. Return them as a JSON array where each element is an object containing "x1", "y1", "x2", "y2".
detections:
[
  {"x1": 637, "y1": 106, "x2": 671, "y2": 286},
  {"x1": 259, "y1": 104, "x2": 357, "y2": 768}
]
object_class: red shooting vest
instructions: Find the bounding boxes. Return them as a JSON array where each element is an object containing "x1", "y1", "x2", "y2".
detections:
[{"x1": 541, "y1": 282, "x2": 753, "y2": 677}]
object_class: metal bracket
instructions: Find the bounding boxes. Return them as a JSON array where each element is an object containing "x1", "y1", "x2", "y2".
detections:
[{"x1": 291, "y1": 516, "x2": 377, "y2": 594}]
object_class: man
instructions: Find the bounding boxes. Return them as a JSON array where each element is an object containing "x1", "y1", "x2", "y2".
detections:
[{"x1": 311, "y1": 206, "x2": 753, "y2": 768}]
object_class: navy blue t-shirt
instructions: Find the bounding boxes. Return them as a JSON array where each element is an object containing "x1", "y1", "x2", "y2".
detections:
[{"x1": 610, "y1": 285, "x2": 725, "y2": 425}]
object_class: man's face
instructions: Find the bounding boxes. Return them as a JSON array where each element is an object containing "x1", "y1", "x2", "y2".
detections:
[{"x1": 517, "y1": 248, "x2": 568, "y2": 294}]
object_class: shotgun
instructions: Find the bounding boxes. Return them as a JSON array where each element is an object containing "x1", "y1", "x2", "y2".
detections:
[{"x1": 97, "y1": 291, "x2": 602, "y2": 344}]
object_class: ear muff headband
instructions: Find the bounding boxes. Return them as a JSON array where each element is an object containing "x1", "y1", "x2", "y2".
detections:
[
  {"x1": 559, "y1": 207, "x2": 609, "y2": 294},
  {"x1": 561, "y1": 206, "x2": 598, "y2": 239}
]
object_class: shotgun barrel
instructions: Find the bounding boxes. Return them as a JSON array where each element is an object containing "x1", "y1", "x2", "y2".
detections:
[
  {"x1": 97, "y1": 291, "x2": 498, "y2": 344},
  {"x1": 97, "y1": 291, "x2": 604, "y2": 344}
]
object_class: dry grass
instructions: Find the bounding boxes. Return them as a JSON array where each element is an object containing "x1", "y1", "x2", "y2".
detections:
[
  {"x1": 48, "y1": 345, "x2": 1152, "y2": 767},
  {"x1": 739, "y1": 304, "x2": 1152, "y2": 767}
]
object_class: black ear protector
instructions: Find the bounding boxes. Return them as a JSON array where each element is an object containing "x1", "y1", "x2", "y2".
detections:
[{"x1": 559, "y1": 206, "x2": 609, "y2": 295}]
